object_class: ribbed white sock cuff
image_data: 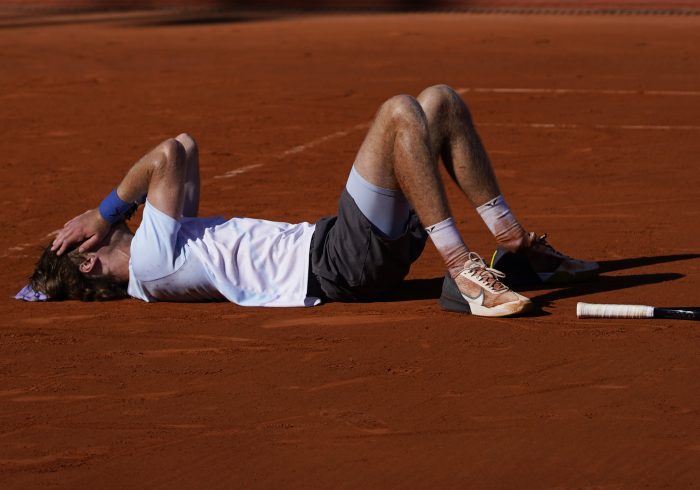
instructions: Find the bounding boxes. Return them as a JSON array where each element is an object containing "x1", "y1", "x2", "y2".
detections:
[
  {"x1": 426, "y1": 217, "x2": 470, "y2": 276},
  {"x1": 476, "y1": 195, "x2": 525, "y2": 245}
]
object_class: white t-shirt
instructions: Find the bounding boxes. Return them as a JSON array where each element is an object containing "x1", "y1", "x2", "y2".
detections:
[{"x1": 127, "y1": 201, "x2": 320, "y2": 307}]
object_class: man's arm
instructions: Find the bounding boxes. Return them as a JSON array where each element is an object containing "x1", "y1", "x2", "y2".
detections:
[
  {"x1": 177, "y1": 132, "x2": 200, "y2": 218},
  {"x1": 52, "y1": 133, "x2": 199, "y2": 255}
]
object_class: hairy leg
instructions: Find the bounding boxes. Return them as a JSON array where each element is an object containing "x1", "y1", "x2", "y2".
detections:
[
  {"x1": 349, "y1": 92, "x2": 533, "y2": 316},
  {"x1": 416, "y1": 84, "x2": 501, "y2": 207},
  {"x1": 352, "y1": 95, "x2": 450, "y2": 227},
  {"x1": 352, "y1": 95, "x2": 471, "y2": 277},
  {"x1": 417, "y1": 85, "x2": 527, "y2": 250}
]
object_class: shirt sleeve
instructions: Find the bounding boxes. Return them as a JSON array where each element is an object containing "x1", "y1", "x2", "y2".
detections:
[{"x1": 130, "y1": 200, "x2": 184, "y2": 282}]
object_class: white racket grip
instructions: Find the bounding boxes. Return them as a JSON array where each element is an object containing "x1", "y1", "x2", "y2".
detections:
[{"x1": 577, "y1": 302, "x2": 654, "y2": 319}]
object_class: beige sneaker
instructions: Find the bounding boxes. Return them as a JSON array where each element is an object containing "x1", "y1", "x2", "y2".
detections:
[{"x1": 439, "y1": 252, "x2": 533, "y2": 317}]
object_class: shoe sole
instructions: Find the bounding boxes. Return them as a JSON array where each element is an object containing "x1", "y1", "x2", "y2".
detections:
[
  {"x1": 439, "y1": 274, "x2": 533, "y2": 317},
  {"x1": 439, "y1": 294, "x2": 472, "y2": 314}
]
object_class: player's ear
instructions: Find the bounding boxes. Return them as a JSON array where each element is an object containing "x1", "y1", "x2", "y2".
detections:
[{"x1": 79, "y1": 254, "x2": 98, "y2": 274}]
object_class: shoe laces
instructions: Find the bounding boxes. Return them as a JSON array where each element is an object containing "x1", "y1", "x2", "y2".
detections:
[
  {"x1": 463, "y1": 252, "x2": 509, "y2": 293},
  {"x1": 532, "y1": 233, "x2": 572, "y2": 260}
]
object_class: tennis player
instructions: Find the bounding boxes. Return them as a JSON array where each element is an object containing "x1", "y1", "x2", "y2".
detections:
[{"x1": 22, "y1": 85, "x2": 598, "y2": 317}]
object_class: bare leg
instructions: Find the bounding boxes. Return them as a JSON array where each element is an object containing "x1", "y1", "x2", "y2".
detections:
[
  {"x1": 416, "y1": 84, "x2": 501, "y2": 207},
  {"x1": 352, "y1": 95, "x2": 450, "y2": 227},
  {"x1": 415, "y1": 86, "x2": 598, "y2": 287},
  {"x1": 417, "y1": 85, "x2": 527, "y2": 250},
  {"x1": 352, "y1": 95, "x2": 472, "y2": 277},
  {"x1": 351, "y1": 92, "x2": 531, "y2": 317}
]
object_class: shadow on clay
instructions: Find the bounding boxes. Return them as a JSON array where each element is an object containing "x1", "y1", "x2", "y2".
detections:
[
  {"x1": 530, "y1": 253, "x2": 699, "y2": 306},
  {"x1": 596, "y1": 253, "x2": 700, "y2": 273},
  {"x1": 129, "y1": 11, "x2": 287, "y2": 28},
  {"x1": 384, "y1": 253, "x2": 699, "y2": 314},
  {"x1": 386, "y1": 277, "x2": 444, "y2": 302},
  {"x1": 0, "y1": 10, "x2": 288, "y2": 30},
  {"x1": 531, "y1": 272, "x2": 684, "y2": 306},
  {"x1": 384, "y1": 277, "x2": 551, "y2": 317}
]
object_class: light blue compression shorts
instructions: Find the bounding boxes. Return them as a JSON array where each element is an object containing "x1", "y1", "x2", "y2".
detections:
[{"x1": 345, "y1": 165, "x2": 410, "y2": 240}]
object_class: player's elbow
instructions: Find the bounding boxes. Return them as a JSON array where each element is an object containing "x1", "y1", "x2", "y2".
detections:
[
  {"x1": 153, "y1": 138, "x2": 187, "y2": 174},
  {"x1": 174, "y1": 132, "x2": 198, "y2": 162},
  {"x1": 175, "y1": 132, "x2": 197, "y2": 153}
]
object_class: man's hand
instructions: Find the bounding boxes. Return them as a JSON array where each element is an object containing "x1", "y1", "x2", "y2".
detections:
[{"x1": 51, "y1": 208, "x2": 111, "y2": 255}]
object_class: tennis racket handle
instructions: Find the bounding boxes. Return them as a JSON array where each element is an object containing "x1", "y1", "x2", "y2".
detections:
[{"x1": 577, "y1": 302, "x2": 654, "y2": 319}]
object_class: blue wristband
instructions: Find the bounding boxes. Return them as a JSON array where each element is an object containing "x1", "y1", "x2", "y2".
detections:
[{"x1": 98, "y1": 189, "x2": 139, "y2": 224}]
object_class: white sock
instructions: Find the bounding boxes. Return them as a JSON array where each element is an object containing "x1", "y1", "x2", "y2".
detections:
[
  {"x1": 476, "y1": 195, "x2": 526, "y2": 251},
  {"x1": 426, "y1": 217, "x2": 470, "y2": 278}
]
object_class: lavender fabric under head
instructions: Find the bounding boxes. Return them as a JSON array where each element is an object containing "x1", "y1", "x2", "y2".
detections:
[{"x1": 15, "y1": 284, "x2": 48, "y2": 302}]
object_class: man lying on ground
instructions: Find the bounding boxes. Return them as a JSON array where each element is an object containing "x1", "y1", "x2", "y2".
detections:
[{"x1": 20, "y1": 84, "x2": 598, "y2": 317}]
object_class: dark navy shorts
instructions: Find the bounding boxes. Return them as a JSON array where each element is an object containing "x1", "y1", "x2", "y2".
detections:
[{"x1": 308, "y1": 189, "x2": 428, "y2": 302}]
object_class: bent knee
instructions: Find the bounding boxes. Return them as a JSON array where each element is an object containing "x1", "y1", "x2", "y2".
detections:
[
  {"x1": 422, "y1": 84, "x2": 458, "y2": 98},
  {"x1": 379, "y1": 94, "x2": 426, "y2": 127},
  {"x1": 418, "y1": 84, "x2": 471, "y2": 117}
]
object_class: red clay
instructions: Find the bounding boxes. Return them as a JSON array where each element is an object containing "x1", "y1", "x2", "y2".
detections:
[{"x1": 1, "y1": 11, "x2": 699, "y2": 489}]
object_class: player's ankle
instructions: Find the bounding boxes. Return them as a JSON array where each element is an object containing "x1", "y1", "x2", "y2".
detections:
[
  {"x1": 496, "y1": 231, "x2": 529, "y2": 253},
  {"x1": 447, "y1": 250, "x2": 471, "y2": 279},
  {"x1": 425, "y1": 217, "x2": 472, "y2": 279}
]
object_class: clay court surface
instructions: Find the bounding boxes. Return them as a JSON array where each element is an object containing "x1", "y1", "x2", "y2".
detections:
[{"x1": 1, "y1": 8, "x2": 700, "y2": 488}]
